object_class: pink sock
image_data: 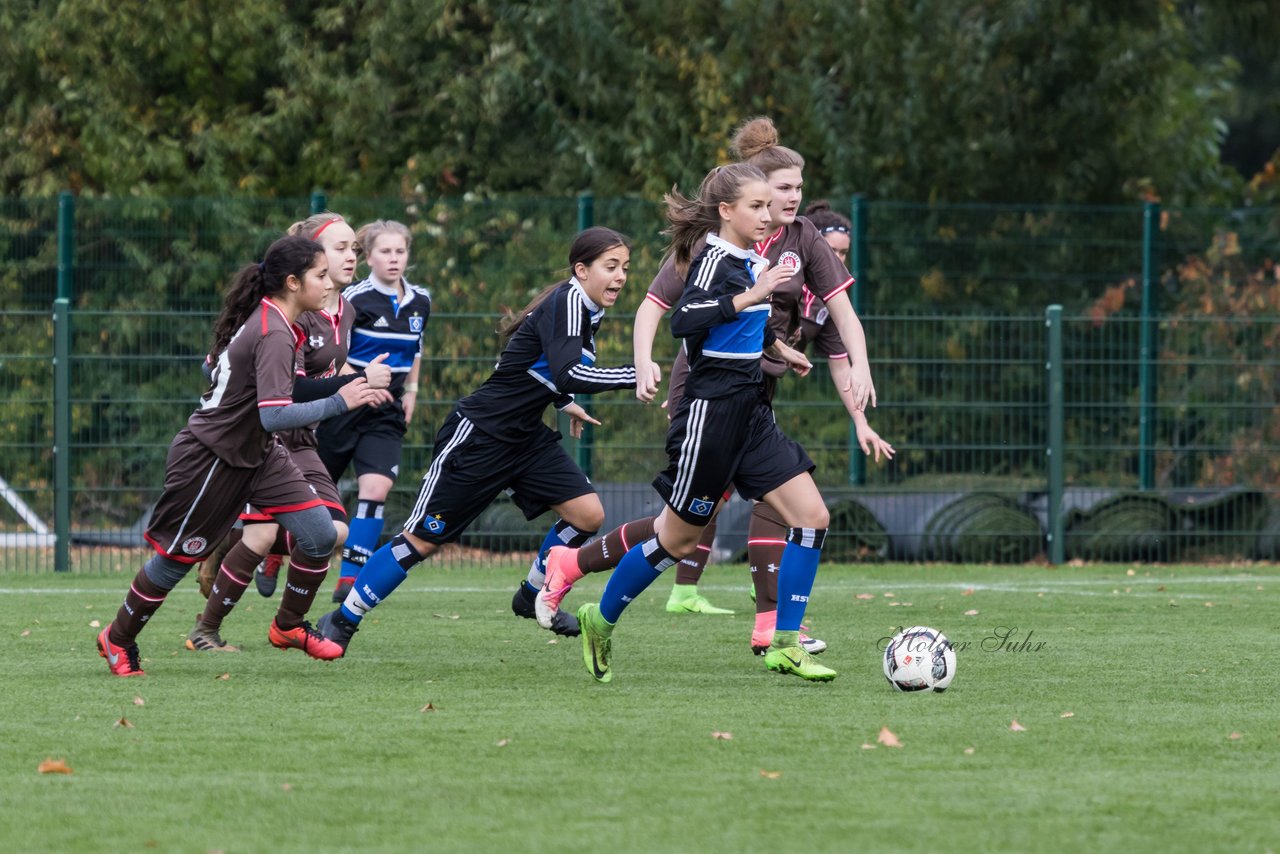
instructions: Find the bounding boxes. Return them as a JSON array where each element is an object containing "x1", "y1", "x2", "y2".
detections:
[{"x1": 752, "y1": 610, "x2": 777, "y2": 644}]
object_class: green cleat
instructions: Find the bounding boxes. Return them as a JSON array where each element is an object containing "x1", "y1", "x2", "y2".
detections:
[
  {"x1": 764, "y1": 645, "x2": 837, "y2": 682},
  {"x1": 577, "y1": 603, "x2": 614, "y2": 683},
  {"x1": 665, "y1": 583, "x2": 734, "y2": 615}
]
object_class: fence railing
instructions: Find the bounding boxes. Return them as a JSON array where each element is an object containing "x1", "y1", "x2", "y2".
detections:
[{"x1": 1, "y1": 194, "x2": 1277, "y2": 571}]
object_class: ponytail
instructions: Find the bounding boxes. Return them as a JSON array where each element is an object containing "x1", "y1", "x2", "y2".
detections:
[
  {"x1": 662, "y1": 163, "x2": 767, "y2": 276},
  {"x1": 498, "y1": 226, "x2": 632, "y2": 338},
  {"x1": 210, "y1": 235, "x2": 323, "y2": 358}
]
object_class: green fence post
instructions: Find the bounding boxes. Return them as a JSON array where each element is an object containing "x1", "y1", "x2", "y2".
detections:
[
  {"x1": 1045, "y1": 305, "x2": 1065, "y2": 565},
  {"x1": 54, "y1": 191, "x2": 75, "y2": 572},
  {"x1": 1138, "y1": 202, "x2": 1160, "y2": 491},
  {"x1": 572, "y1": 192, "x2": 596, "y2": 477},
  {"x1": 847, "y1": 194, "x2": 868, "y2": 486},
  {"x1": 310, "y1": 190, "x2": 327, "y2": 216}
]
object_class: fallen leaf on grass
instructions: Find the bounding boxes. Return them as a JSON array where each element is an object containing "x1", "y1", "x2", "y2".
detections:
[
  {"x1": 860, "y1": 743, "x2": 876, "y2": 750},
  {"x1": 1126, "y1": 569, "x2": 1135, "y2": 577},
  {"x1": 546, "y1": 639, "x2": 557, "y2": 645},
  {"x1": 877, "y1": 727, "x2": 902, "y2": 748},
  {"x1": 711, "y1": 731, "x2": 733, "y2": 741},
  {"x1": 216, "y1": 673, "x2": 230, "y2": 681},
  {"x1": 114, "y1": 716, "x2": 134, "y2": 729},
  {"x1": 1060, "y1": 712, "x2": 1074, "y2": 718},
  {"x1": 1157, "y1": 585, "x2": 1166, "y2": 591},
  {"x1": 38, "y1": 758, "x2": 73, "y2": 775},
  {"x1": 281, "y1": 783, "x2": 293, "y2": 792},
  {"x1": 20, "y1": 629, "x2": 30, "y2": 637},
  {"x1": 496, "y1": 739, "x2": 509, "y2": 747},
  {"x1": 855, "y1": 593, "x2": 875, "y2": 600},
  {"x1": 964, "y1": 609, "x2": 979, "y2": 616},
  {"x1": 883, "y1": 592, "x2": 896, "y2": 598},
  {"x1": 1228, "y1": 732, "x2": 1243, "y2": 741},
  {"x1": 420, "y1": 703, "x2": 436, "y2": 713},
  {"x1": 963, "y1": 747, "x2": 975, "y2": 755},
  {"x1": 1009, "y1": 720, "x2": 1027, "y2": 732},
  {"x1": 133, "y1": 696, "x2": 145, "y2": 707},
  {"x1": 1203, "y1": 602, "x2": 1214, "y2": 608},
  {"x1": 961, "y1": 588, "x2": 975, "y2": 596},
  {"x1": 89, "y1": 620, "x2": 101, "y2": 628},
  {"x1": 759, "y1": 770, "x2": 782, "y2": 779}
]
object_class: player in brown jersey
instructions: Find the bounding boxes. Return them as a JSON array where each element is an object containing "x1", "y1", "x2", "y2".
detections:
[
  {"x1": 95, "y1": 235, "x2": 383, "y2": 676},
  {"x1": 540, "y1": 117, "x2": 893, "y2": 655},
  {"x1": 188, "y1": 214, "x2": 393, "y2": 652}
]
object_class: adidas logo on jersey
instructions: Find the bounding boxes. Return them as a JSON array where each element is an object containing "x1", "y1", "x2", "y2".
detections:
[{"x1": 372, "y1": 316, "x2": 390, "y2": 328}]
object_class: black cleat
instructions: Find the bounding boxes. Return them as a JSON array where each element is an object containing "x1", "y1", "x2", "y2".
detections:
[
  {"x1": 316, "y1": 609, "x2": 359, "y2": 655},
  {"x1": 331, "y1": 579, "x2": 354, "y2": 604},
  {"x1": 512, "y1": 583, "x2": 579, "y2": 636}
]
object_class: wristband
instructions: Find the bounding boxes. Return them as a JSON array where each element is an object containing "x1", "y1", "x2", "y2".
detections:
[{"x1": 403, "y1": 382, "x2": 419, "y2": 394}]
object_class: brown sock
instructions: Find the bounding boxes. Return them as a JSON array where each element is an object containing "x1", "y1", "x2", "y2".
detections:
[
  {"x1": 674, "y1": 519, "x2": 717, "y2": 585},
  {"x1": 198, "y1": 541, "x2": 261, "y2": 631},
  {"x1": 749, "y1": 502, "x2": 788, "y2": 613},
  {"x1": 576, "y1": 517, "x2": 657, "y2": 574},
  {"x1": 109, "y1": 570, "x2": 172, "y2": 646},
  {"x1": 274, "y1": 545, "x2": 329, "y2": 630}
]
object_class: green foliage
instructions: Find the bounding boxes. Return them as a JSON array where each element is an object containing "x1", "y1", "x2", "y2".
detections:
[{"x1": 0, "y1": 1, "x2": 1251, "y2": 205}]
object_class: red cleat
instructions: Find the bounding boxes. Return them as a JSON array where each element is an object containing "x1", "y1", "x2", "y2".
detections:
[
  {"x1": 268, "y1": 619, "x2": 345, "y2": 660},
  {"x1": 97, "y1": 624, "x2": 145, "y2": 676}
]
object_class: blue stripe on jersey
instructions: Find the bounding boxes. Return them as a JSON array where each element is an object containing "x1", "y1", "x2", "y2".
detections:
[
  {"x1": 702, "y1": 304, "x2": 770, "y2": 358},
  {"x1": 348, "y1": 329, "x2": 418, "y2": 371}
]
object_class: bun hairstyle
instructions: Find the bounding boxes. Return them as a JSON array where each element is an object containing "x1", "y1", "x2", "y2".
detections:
[
  {"x1": 729, "y1": 116, "x2": 804, "y2": 177},
  {"x1": 803, "y1": 199, "x2": 852, "y2": 236}
]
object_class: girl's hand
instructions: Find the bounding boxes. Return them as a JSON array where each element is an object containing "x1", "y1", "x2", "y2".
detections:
[
  {"x1": 844, "y1": 362, "x2": 877, "y2": 410},
  {"x1": 745, "y1": 260, "x2": 796, "y2": 305},
  {"x1": 561, "y1": 401, "x2": 602, "y2": 439},
  {"x1": 635, "y1": 360, "x2": 662, "y2": 403},
  {"x1": 401, "y1": 389, "x2": 416, "y2": 424},
  {"x1": 855, "y1": 417, "x2": 895, "y2": 463},
  {"x1": 363, "y1": 353, "x2": 392, "y2": 389},
  {"x1": 337, "y1": 378, "x2": 382, "y2": 411},
  {"x1": 767, "y1": 339, "x2": 812, "y2": 377}
]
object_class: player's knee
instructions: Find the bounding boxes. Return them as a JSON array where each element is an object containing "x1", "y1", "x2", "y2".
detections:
[
  {"x1": 143, "y1": 553, "x2": 191, "y2": 591},
  {"x1": 577, "y1": 503, "x2": 606, "y2": 534},
  {"x1": 807, "y1": 505, "x2": 831, "y2": 530}
]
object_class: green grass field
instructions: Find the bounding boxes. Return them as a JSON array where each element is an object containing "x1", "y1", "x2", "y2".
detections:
[{"x1": 2, "y1": 562, "x2": 1277, "y2": 853}]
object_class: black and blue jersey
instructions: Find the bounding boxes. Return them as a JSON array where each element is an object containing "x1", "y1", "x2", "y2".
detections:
[
  {"x1": 670, "y1": 233, "x2": 776, "y2": 400},
  {"x1": 456, "y1": 278, "x2": 636, "y2": 444},
  {"x1": 342, "y1": 276, "x2": 431, "y2": 395}
]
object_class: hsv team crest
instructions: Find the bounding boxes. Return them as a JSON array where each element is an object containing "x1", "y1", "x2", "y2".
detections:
[
  {"x1": 688, "y1": 497, "x2": 714, "y2": 517},
  {"x1": 409, "y1": 315, "x2": 424, "y2": 333}
]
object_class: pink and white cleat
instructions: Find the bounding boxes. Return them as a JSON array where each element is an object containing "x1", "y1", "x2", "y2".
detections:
[
  {"x1": 535, "y1": 546, "x2": 584, "y2": 630},
  {"x1": 749, "y1": 610, "x2": 827, "y2": 655}
]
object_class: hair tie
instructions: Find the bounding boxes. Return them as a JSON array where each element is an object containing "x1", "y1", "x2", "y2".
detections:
[
  {"x1": 312, "y1": 217, "x2": 343, "y2": 240},
  {"x1": 821, "y1": 225, "x2": 851, "y2": 235},
  {"x1": 258, "y1": 262, "x2": 267, "y2": 275}
]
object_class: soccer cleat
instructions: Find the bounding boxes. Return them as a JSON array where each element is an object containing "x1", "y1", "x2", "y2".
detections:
[
  {"x1": 763, "y1": 645, "x2": 837, "y2": 682},
  {"x1": 535, "y1": 546, "x2": 577, "y2": 629},
  {"x1": 751, "y1": 620, "x2": 828, "y2": 656},
  {"x1": 268, "y1": 619, "x2": 345, "y2": 661},
  {"x1": 185, "y1": 621, "x2": 239, "y2": 652},
  {"x1": 665, "y1": 583, "x2": 734, "y2": 615},
  {"x1": 255, "y1": 555, "x2": 283, "y2": 598},
  {"x1": 577, "y1": 603, "x2": 613, "y2": 683},
  {"x1": 315, "y1": 609, "x2": 359, "y2": 655},
  {"x1": 96, "y1": 624, "x2": 144, "y2": 677},
  {"x1": 331, "y1": 577, "x2": 354, "y2": 604},
  {"x1": 513, "y1": 582, "x2": 581, "y2": 637}
]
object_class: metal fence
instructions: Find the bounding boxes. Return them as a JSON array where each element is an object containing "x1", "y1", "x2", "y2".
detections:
[{"x1": 1, "y1": 194, "x2": 1277, "y2": 571}]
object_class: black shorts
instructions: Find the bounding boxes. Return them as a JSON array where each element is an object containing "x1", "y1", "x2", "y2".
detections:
[
  {"x1": 654, "y1": 390, "x2": 814, "y2": 525},
  {"x1": 402, "y1": 410, "x2": 594, "y2": 545},
  {"x1": 316, "y1": 400, "x2": 407, "y2": 482}
]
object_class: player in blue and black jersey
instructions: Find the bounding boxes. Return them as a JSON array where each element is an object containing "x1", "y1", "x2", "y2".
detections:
[
  {"x1": 316, "y1": 220, "x2": 430, "y2": 603},
  {"x1": 538, "y1": 163, "x2": 840, "y2": 683},
  {"x1": 314, "y1": 227, "x2": 639, "y2": 653}
]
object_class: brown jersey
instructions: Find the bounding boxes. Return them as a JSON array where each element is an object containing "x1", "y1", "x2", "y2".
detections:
[
  {"x1": 791, "y1": 284, "x2": 847, "y2": 360},
  {"x1": 650, "y1": 217, "x2": 855, "y2": 406},
  {"x1": 283, "y1": 297, "x2": 357, "y2": 450},
  {"x1": 188, "y1": 298, "x2": 303, "y2": 468},
  {"x1": 296, "y1": 297, "x2": 355, "y2": 380}
]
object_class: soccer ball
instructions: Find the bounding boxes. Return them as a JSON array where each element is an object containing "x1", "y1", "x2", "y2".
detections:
[{"x1": 883, "y1": 626, "x2": 956, "y2": 692}]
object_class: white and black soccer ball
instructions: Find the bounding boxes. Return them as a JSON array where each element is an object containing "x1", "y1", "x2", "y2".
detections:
[{"x1": 883, "y1": 626, "x2": 956, "y2": 693}]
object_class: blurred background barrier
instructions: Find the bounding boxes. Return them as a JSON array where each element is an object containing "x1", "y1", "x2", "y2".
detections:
[{"x1": 1, "y1": 194, "x2": 1276, "y2": 571}]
